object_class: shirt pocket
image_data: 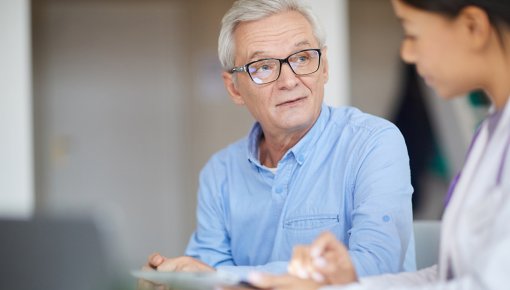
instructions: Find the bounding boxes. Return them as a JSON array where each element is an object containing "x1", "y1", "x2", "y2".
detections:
[
  {"x1": 277, "y1": 213, "x2": 343, "y2": 260},
  {"x1": 283, "y1": 214, "x2": 340, "y2": 230}
]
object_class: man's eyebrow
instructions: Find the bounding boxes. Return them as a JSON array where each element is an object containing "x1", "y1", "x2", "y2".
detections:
[
  {"x1": 248, "y1": 50, "x2": 267, "y2": 61},
  {"x1": 295, "y1": 40, "x2": 312, "y2": 47},
  {"x1": 247, "y1": 40, "x2": 314, "y2": 61}
]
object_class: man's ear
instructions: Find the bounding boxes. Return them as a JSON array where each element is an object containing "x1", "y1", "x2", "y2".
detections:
[
  {"x1": 458, "y1": 6, "x2": 493, "y2": 50},
  {"x1": 320, "y1": 46, "x2": 329, "y2": 84},
  {"x1": 222, "y1": 71, "x2": 245, "y2": 105}
]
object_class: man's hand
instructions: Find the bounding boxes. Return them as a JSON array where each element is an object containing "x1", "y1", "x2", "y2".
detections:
[
  {"x1": 147, "y1": 252, "x2": 215, "y2": 272},
  {"x1": 288, "y1": 232, "x2": 358, "y2": 285},
  {"x1": 137, "y1": 255, "x2": 165, "y2": 290},
  {"x1": 137, "y1": 253, "x2": 215, "y2": 290}
]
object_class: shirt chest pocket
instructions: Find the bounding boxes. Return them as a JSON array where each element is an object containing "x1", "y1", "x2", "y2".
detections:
[
  {"x1": 278, "y1": 213, "x2": 344, "y2": 260},
  {"x1": 281, "y1": 214, "x2": 343, "y2": 250},
  {"x1": 284, "y1": 214, "x2": 341, "y2": 230}
]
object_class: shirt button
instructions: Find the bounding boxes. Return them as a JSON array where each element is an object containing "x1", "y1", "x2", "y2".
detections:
[
  {"x1": 297, "y1": 154, "x2": 305, "y2": 163},
  {"x1": 275, "y1": 187, "x2": 284, "y2": 194}
]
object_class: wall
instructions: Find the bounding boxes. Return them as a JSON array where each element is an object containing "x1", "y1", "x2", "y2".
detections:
[
  {"x1": 33, "y1": 0, "x2": 193, "y2": 268},
  {"x1": 305, "y1": 0, "x2": 350, "y2": 107},
  {"x1": 0, "y1": 0, "x2": 34, "y2": 218},
  {"x1": 349, "y1": 0, "x2": 403, "y2": 119}
]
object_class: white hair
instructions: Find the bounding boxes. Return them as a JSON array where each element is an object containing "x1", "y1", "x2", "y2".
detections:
[{"x1": 218, "y1": 0, "x2": 326, "y2": 71}]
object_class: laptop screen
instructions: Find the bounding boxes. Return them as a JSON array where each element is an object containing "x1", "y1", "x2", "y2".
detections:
[{"x1": 0, "y1": 217, "x2": 114, "y2": 290}]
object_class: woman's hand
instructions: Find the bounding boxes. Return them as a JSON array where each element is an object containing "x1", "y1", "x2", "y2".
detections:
[
  {"x1": 288, "y1": 231, "x2": 358, "y2": 285},
  {"x1": 246, "y1": 272, "x2": 324, "y2": 290}
]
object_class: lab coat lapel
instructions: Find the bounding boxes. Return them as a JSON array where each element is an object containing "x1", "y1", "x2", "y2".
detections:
[
  {"x1": 439, "y1": 117, "x2": 488, "y2": 280},
  {"x1": 440, "y1": 99, "x2": 510, "y2": 280}
]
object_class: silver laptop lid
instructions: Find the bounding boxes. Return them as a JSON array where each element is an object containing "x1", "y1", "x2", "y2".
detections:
[{"x1": 0, "y1": 217, "x2": 113, "y2": 290}]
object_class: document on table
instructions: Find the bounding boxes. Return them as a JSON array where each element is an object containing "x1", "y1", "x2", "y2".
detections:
[{"x1": 132, "y1": 270, "x2": 258, "y2": 289}]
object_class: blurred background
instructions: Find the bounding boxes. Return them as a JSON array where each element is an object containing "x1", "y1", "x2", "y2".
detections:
[{"x1": 1, "y1": 0, "x2": 489, "y2": 274}]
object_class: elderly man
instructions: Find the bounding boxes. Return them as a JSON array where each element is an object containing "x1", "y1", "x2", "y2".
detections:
[{"x1": 147, "y1": 0, "x2": 415, "y2": 279}]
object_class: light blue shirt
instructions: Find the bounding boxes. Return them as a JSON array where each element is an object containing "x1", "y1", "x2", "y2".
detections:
[{"x1": 185, "y1": 104, "x2": 415, "y2": 278}]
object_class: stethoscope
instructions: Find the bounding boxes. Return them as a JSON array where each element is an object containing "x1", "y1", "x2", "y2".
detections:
[
  {"x1": 442, "y1": 115, "x2": 510, "y2": 280},
  {"x1": 445, "y1": 117, "x2": 510, "y2": 205},
  {"x1": 496, "y1": 132, "x2": 510, "y2": 185}
]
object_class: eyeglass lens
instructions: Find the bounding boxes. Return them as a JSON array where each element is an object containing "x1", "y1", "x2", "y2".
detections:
[{"x1": 247, "y1": 49, "x2": 320, "y2": 84}]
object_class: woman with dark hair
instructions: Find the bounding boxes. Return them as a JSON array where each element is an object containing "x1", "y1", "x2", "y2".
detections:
[{"x1": 241, "y1": 0, "x2": 510, "y2": 289}]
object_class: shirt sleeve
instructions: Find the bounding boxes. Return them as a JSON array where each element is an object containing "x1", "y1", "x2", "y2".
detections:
[
  {"x1": 183, "y1": 156, "x2": 291, "y2": 277},
  {"x1": 184, "y1": 156, "x2": 236, "y2": 268},
  {"x1": 348, "y1": 126, "x2": 415, "y2": 276}
]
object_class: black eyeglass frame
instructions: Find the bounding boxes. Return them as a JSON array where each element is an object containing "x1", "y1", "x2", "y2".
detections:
[{"x1": 229, "y1": 48, "x2": 322, "y2": 85}]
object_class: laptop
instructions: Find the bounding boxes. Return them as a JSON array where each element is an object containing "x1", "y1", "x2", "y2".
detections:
[{"x1": 0, "y1": 216, "x2": 114, "y2": 290}]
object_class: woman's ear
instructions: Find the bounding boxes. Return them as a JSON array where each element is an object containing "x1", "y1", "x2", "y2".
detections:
[
  {"x1": 222, "y1": 71, "x2": 245, "y2": 105},
  {"x1": 458, "y1": 6, "x2": 493, "y2": 50}
]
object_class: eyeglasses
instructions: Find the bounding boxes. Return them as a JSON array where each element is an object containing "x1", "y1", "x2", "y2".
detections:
[{"x1": 230, "y1": 48, "x2": 322, "y2": 85}]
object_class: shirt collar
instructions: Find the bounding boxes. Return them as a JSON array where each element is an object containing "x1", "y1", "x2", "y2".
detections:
[
  {"x1": 246, "y1": 103, "x2": 330, "y2": 167},
  {"x1": 247, "y1": 123, "x2": 263, "y2": 166}
]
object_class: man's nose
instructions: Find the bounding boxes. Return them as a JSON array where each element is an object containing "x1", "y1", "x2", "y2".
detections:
[{"x1": 276, "y1": 62, "x2": 299, "y2": 88}]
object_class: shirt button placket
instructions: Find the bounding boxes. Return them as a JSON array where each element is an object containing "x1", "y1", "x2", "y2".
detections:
[{"x1": 273, "y1": 159, "x2": 286, "y2": 196}]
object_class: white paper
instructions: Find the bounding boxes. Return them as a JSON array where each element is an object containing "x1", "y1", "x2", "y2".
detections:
[{"x1": 131, "y1": 270, "x2": 241, "y2": 290}]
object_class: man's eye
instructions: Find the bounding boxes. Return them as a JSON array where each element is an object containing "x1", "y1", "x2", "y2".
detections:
[
  {"x1": 249, "y1": 62, "x2": 274, "y2": 75},
  {"x1": 258, "y1": 65, "x2": 271, "y2": 71},
  {"x1": 297, "y1": 56, "x2": 309, "y2": 62},
  {"x1": 291, "y1": 54, "x2": 310, "y2": 63}
]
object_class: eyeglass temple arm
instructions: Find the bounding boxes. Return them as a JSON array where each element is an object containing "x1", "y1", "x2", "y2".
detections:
[{"x1": 230, "y1": 66, "x2": 247, "y2": 74}]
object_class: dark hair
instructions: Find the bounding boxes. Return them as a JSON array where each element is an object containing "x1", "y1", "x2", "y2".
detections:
[{"x1": 401, "y1": 0, "x2": 510, "y2": 30}]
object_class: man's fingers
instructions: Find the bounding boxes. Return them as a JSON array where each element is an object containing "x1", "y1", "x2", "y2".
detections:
[
  {"x1": 155, "y1": 256, "x2": 214, "y2": 272},
  {"x1": 157, "y1": 259, "x2": 178, "y2": 272},
  {"x1": 148, "y1": 252, "x2": 166, "y2": 268}
]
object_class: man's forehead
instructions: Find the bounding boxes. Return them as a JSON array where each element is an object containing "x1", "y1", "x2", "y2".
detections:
[
  {"x1": 247, "y1": 40, "x2": 313, "y2": 59},
  {"x1": 233, "y1": 11, "x2": 318, "y2": 60}
]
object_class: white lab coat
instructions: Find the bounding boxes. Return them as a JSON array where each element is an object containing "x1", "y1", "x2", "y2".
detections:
[{"x1": 323, "y1": 99, "x2": 510, "y2": 290}]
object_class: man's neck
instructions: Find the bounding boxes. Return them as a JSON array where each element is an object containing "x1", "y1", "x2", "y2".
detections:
[{"x1": 258, "y1": 128, "x2": 308, "y2": 168}]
